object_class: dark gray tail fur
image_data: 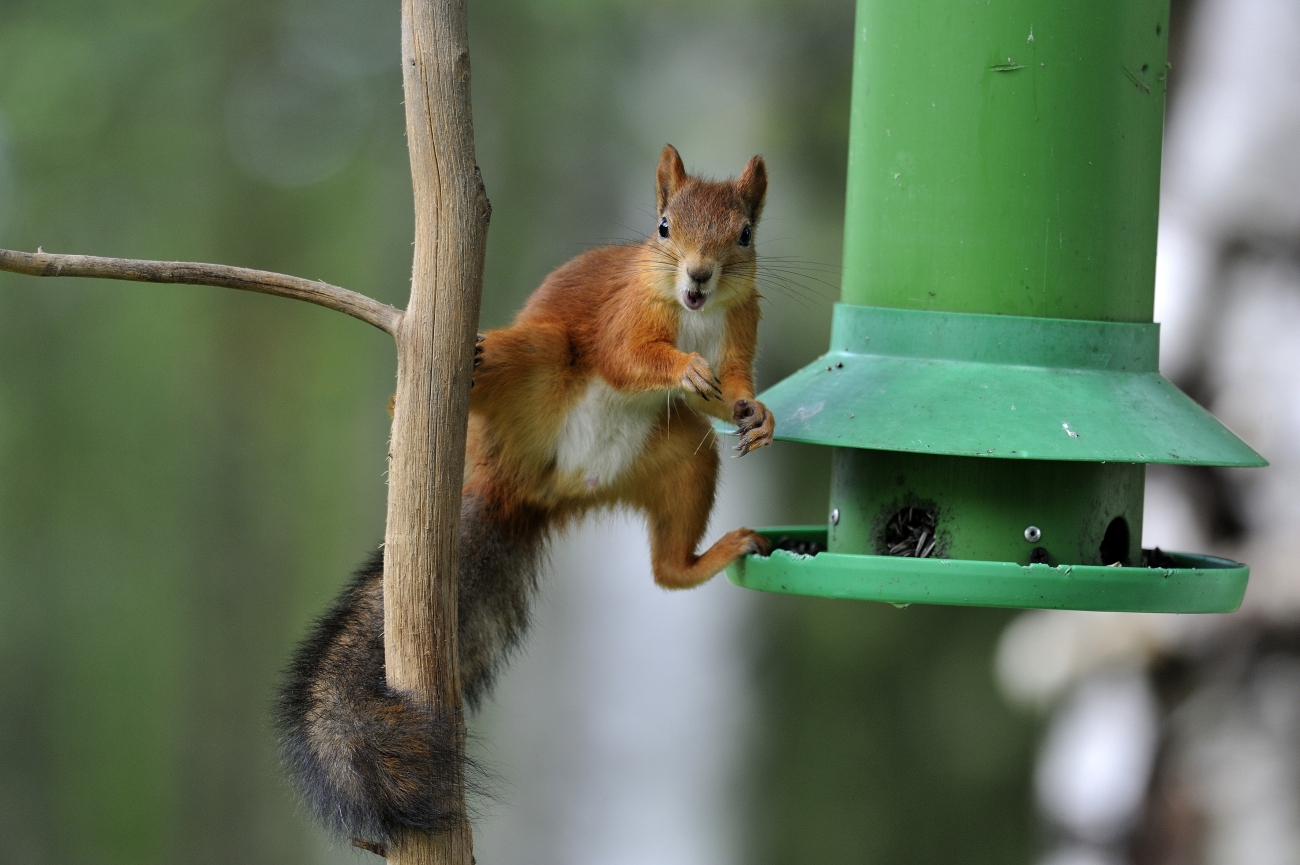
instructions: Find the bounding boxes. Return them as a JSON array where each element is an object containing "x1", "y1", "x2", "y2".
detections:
[{"x1": 275, "y1": 494, "x2": 544, "y2": 845}]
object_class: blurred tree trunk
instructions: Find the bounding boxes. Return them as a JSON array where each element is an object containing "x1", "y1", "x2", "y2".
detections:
[{"x1": 0, "y1": 1, "x2": 490, "y2": 861}]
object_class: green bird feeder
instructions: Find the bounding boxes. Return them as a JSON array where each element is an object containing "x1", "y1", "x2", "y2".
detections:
[{"x1": 726, "y1": 0, "x2": 1267, "y2": 613}]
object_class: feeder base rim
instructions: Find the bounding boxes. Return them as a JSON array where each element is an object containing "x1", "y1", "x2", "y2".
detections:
[{"x1": 728, "y1": 526, "x2": 1248, "y2": 613}]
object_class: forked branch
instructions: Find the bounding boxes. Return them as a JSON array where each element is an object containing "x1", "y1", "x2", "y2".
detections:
[{"x1": 0, "y1": 248, "x2": 403, "y2": 335}]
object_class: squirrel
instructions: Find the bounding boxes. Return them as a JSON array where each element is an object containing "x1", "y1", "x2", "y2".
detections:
[{"x1": 275, "y1": 144, "x2": 776, "y2": 851}]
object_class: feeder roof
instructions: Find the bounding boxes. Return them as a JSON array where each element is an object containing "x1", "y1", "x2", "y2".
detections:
[{"x1": 737, "y1": 305, "x2": 1266, "y2": 467}]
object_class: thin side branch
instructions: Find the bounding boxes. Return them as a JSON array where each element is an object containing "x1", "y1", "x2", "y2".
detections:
[
  {"x1": 0, "y1": 248, "x2": 403, "y2": 335},
  {"x1": 351, "y1": 838, "x2": 388, "y2": 858}
]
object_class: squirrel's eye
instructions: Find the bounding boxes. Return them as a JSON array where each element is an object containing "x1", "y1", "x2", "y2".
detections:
[
  {"x1": 658, "y1": 217, "x2": 669, "y2": 238},
  {"x1": 739, "y1": 224, "x2": 752, "y2": 247}
]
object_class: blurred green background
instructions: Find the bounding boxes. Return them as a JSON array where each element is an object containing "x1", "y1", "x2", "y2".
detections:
[{"x1": 0, "y1": 1, "x2": 1036, "y2": 862}]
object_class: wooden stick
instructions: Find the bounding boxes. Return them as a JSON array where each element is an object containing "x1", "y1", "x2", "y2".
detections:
[
  {"x1": 352, "y1": 838, "x2": 390, "y2": 858},
  {"x1": 0, "y1": 248, "x2": 403, "y2": 335},
  {"x1": 382, "y1": 0, "x2": 489, "y2": 862}
]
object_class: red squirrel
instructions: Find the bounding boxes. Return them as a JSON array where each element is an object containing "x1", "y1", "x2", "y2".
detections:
[{"x1": 276, "y1": 145, "x2": 775, "y2": 848}]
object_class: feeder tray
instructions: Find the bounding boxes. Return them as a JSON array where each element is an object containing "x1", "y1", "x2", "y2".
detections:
[{"x1": 726, "y1": 527, "x2": 1249, "y2": 614}]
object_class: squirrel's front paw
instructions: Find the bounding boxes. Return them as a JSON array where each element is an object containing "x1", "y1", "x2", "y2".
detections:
[
  {"x1": 471, "y1": 332, "x2": 485, "y2": 389},
  {"x1": 732, "y1": 398, "x2": 775, "y2": 456},
  {"x1": 680, "y1": 353, "x2": 722, "y2": 401}
]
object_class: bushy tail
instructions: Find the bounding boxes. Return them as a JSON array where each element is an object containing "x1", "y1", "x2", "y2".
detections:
[{"x1": 275, "y1": 494, "x2": 545, "y2": 845}]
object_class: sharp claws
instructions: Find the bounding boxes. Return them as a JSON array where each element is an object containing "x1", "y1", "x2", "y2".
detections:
[{"x1": 476, "y1": 333, "x2": 485, "y2": 343}]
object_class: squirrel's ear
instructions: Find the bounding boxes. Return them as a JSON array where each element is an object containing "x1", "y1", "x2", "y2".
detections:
[
  {"x1": 737, "y1": 155, "x2": 768, "y2": 222},
  {"x1": 656, "y1": 144, "x2": 688, "y2": 213}
]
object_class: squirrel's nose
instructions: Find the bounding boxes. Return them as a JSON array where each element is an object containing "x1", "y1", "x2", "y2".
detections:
[{"x1": 688, "y1": 266, "x2": 714, "y2": 285}]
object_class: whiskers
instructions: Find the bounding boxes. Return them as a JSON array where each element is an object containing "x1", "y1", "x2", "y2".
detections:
[
  {"x1": 718, "y1": 255, "x2": 840, "y2": 309},
  {"x1": 639, "y1": 244, "x2": 684, "y2": 278},
  {"x1": 755, "y1": 256, "x2": 840, "y2": 308},
  {"x1": 566, "y1": 232, "x2": 840, "y2": 312},
  {"x1": 694, "y1": 426, "x2": 716, "y2": 456},
  {"x1": 661, "y1": 391, "x2": 719, "y2": 456}
]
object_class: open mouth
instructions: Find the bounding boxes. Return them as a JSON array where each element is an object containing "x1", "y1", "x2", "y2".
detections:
[{"x1": 683, "y1": 288, "x2": 707, "y2": 310}]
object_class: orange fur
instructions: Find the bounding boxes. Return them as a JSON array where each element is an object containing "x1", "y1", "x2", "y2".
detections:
[{"x1": 467, "y1": 145, "x2": 776, "y2": 588}]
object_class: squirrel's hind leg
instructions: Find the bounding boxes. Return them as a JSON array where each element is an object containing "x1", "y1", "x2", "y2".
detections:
[
  {"x1": 469, "y1": 322, "x2": 571, "y2": 408},
  {"x1": 630, "y1": 422, "x2": 769, "y2": 590}
]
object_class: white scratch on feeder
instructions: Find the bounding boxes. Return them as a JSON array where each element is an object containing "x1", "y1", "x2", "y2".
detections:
[{"x1": 790, "y1": 401, "x2": 825, "y2": 423}]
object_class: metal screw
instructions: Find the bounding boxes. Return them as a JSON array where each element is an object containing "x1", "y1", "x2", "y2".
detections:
[
  {"x1": 1024, "y1": 525, "x2": 1042, "y2": 543},
  {"x1": 830, "y1": 508, "x2": 840, "y2": 526}
]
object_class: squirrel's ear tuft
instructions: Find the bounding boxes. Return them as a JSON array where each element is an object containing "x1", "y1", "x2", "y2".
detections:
[
  {"x1": 737, "y1": 155, "x2": 768, "y2": 223},
  {"x1": 656, "y1": 144, "x2": 688, "y2": 213}
]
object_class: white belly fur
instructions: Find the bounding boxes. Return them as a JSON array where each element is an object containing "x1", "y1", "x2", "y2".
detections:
[
  {"x1": 555, "y1": 307, "x2": 726, "y2": 491},
  {"x1": 555, "y1": 380, "x2": 666, "y2": 490}
]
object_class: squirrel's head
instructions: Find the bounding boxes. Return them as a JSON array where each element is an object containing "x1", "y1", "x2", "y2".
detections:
[{"x1": 651, "y1": 144, "x2": 766, "y2": 313}]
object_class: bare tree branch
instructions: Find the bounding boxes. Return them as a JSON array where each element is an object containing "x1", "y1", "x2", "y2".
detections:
[
  {"x1": 351, "y1": 838, "x2": 389, "y2": 858},
  {"x1": 0, "y1": 248, "x2": 403, "y2": 335}
]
